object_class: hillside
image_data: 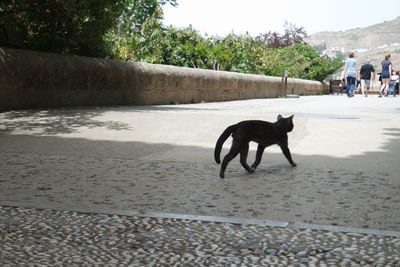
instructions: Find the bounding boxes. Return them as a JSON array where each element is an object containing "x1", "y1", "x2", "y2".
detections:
[{"x1": 305, "y1": 17, "x2": 400, "y2": 75}]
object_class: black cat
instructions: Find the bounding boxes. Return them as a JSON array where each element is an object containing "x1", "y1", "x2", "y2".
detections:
[{"x1": 214, "y1": 114, "x2": 297, "y2": 178}]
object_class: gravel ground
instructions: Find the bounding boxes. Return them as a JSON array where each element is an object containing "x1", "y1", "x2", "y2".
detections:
[{"x1": 1, "y1": 206, "x2": 399, "y2": 266}]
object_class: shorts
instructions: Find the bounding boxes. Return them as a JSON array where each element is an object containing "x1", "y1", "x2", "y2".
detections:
[
  {"x1": 381, "y1": 71, "x2": 390, "y2": 79},
  {"x1": 361, "y1": 79, "x2": 371, "y2": 89}
]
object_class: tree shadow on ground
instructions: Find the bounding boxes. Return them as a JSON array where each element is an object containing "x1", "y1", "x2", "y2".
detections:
[
  {"x1": 0, "y1": 109, "x2": 132, "y2": 135},
  {"x1": 0, "y1": 105, "x2": 230, "y2": 136}
]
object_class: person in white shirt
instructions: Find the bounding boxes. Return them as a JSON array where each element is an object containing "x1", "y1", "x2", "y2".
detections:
[
  {"x1": 342, "y1": 52, "x2": 359, "y2": 97},
  {"x1": 389, "y1": 71, "x2": 399, "y2": 97}
]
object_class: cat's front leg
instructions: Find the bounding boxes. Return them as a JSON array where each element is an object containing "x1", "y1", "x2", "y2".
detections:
[{"x1": 280, "y1": 145, "x2": 297, "y2": 167}]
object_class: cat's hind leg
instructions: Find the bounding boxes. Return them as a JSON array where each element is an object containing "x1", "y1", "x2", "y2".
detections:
[
  {"x1": 251, "y1": 144, "x2": 266, "y2": 169},
  {"x1": 240, "y1": 143, "x2": 255, "y2": 173},
  {"x1": 220, "y1": 140, "x2": 242, "y2": 178}
]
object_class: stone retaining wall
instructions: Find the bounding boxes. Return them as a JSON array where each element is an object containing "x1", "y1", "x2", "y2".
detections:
[{"x1": 0, "y1": 47, "x2": 325, "y2": 111}]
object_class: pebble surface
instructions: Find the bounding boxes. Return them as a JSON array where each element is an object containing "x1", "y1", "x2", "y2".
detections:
[{"x1": 1, "y1": 206, "x2": 399, "y2": 266}]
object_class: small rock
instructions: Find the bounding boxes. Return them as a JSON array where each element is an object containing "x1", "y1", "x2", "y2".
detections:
[{"x1": 296, "y1": 251, "x2": 308, "y2": 258}]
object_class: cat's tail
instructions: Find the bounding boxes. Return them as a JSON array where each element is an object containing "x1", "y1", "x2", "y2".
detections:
[{"x1": 214, "y1": 124, "x2": 237, "y2": 164}]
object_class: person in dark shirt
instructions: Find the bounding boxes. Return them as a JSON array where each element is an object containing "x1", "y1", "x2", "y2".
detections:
[
  {"x1": 359, "y1": 62, "x2": 376, "y2": 97},
  {"x1": 380, "y1": 54, "x2": 392, "y2": 97}
]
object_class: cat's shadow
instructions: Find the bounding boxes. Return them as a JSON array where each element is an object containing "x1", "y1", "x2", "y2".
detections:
[{"x1": 224, "y1": 164, "x2": 296, "y2": 179}]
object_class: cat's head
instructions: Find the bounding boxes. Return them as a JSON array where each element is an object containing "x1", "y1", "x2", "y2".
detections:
[{"x1": 277, "y1": 114, "x2": 294, "y2": 132}]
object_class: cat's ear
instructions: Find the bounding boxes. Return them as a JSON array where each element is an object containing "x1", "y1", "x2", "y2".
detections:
[
  {"x1": 277, "y1": 114, "x2": 283, "y2": 120},
  {"x1": 289, "y1": 115, "x2": 294, "y2": 120}
]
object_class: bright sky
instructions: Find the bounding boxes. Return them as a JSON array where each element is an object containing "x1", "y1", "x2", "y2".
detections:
[{"x1": 163, "y1": 0, "x2": 400, "y2": 36}]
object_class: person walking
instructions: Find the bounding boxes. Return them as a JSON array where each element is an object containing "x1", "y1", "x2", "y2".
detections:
[
  {"x1": 342, "y1": 52, "x2": 358, "y2": 97},
  {"x1": 389, "y1": 70, "x2": 399, "y2": 97},
  {"x1": 359, "y1": 61, "x2": 376, "y2": 97},
  {"x1": 380, "y1": 54, "x2": 393, "y2": 97}
]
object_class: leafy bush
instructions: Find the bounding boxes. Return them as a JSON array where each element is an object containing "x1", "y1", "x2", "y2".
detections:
[
  {"x1": 262, "y1": 44, "x2": 342, "y2": 81},
  {"x1": 0, "y1": 0, "x2": 341, "y2": 81},
  {"x1": 0, "y1": 0, "x2": 125, "y2": 57},
  {"x1": 0, "y1": 0, "x2": 176, "y2": 57}
]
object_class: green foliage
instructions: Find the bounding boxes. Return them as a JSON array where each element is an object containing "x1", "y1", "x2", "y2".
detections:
[
  {"x1": 0, "y1": 0, "x2": 125, "y2": 57},
  {"x1": 0, "y1": 0, "x2": 342, "y2": 81},
  {"x1": 160, "y1": 26, "x2": 210, "y2": 68},
  {"x1": 115, "y1": 0, "x2": 177, "y2": 36},
  {"x1": 218, "y1": 34, "x2": 265, "y2": 74},
  {"x1": 113, "y1": 23, "x2": 340, "y2": 81},
  {"x1": 261, "y1": 44, "x2": 342, "y2": 81},
  {"x1": 0, "y1": 0, "x2": 176, "y2": 57}
]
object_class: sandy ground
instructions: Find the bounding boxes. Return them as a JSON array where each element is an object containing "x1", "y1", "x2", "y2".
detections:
[{"x1": 1, "y1": 95, "x2": 399, "y2": 231}]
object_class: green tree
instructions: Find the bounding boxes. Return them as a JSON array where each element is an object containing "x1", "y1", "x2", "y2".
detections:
[
  {"x1": 207, "y1": 36, "x2": 235, "y2": 70},
  {"x1": 1, "y1": 1, "x2": 341, "y2": 81},
  {"x1": 261, "y1": 44, "x2": 342, "y2": 81},
  {"x1": 0, "y1": 0, "x2": 125, "y2": 57},
  {"x1": 116, "y1": 0, "x2": 177, "y2": 36},
  {"x1": 219, "y1": 33, "x2": 266, "y2": 74},
  {"x1": 161, "y1": 26, "x2": 211, "y2": 68},
  {"x1": 0, "y1": 0, "x2": 176, "y2": 57},
  {"x1": 110, "y1": 0, "x2": 177, "y2": 60}
]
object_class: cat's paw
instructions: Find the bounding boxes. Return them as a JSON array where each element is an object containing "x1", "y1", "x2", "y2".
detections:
[
  {"x1": 247, "y1": 167, "x2": 255, "y2": 173},
  {"x1": 291, "y1": 162, "x2": 297, "y2": 167},
  {"x1": 219, "y1": 172, "x2": 225, "y2": 178},
  {"x1": 251, "y1": 164, "x2": 258, "y2": 169}
]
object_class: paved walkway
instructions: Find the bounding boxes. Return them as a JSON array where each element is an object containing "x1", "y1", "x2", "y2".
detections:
[{"x1": 1, "y1": 95, "x2": 400, "y2": 265}]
